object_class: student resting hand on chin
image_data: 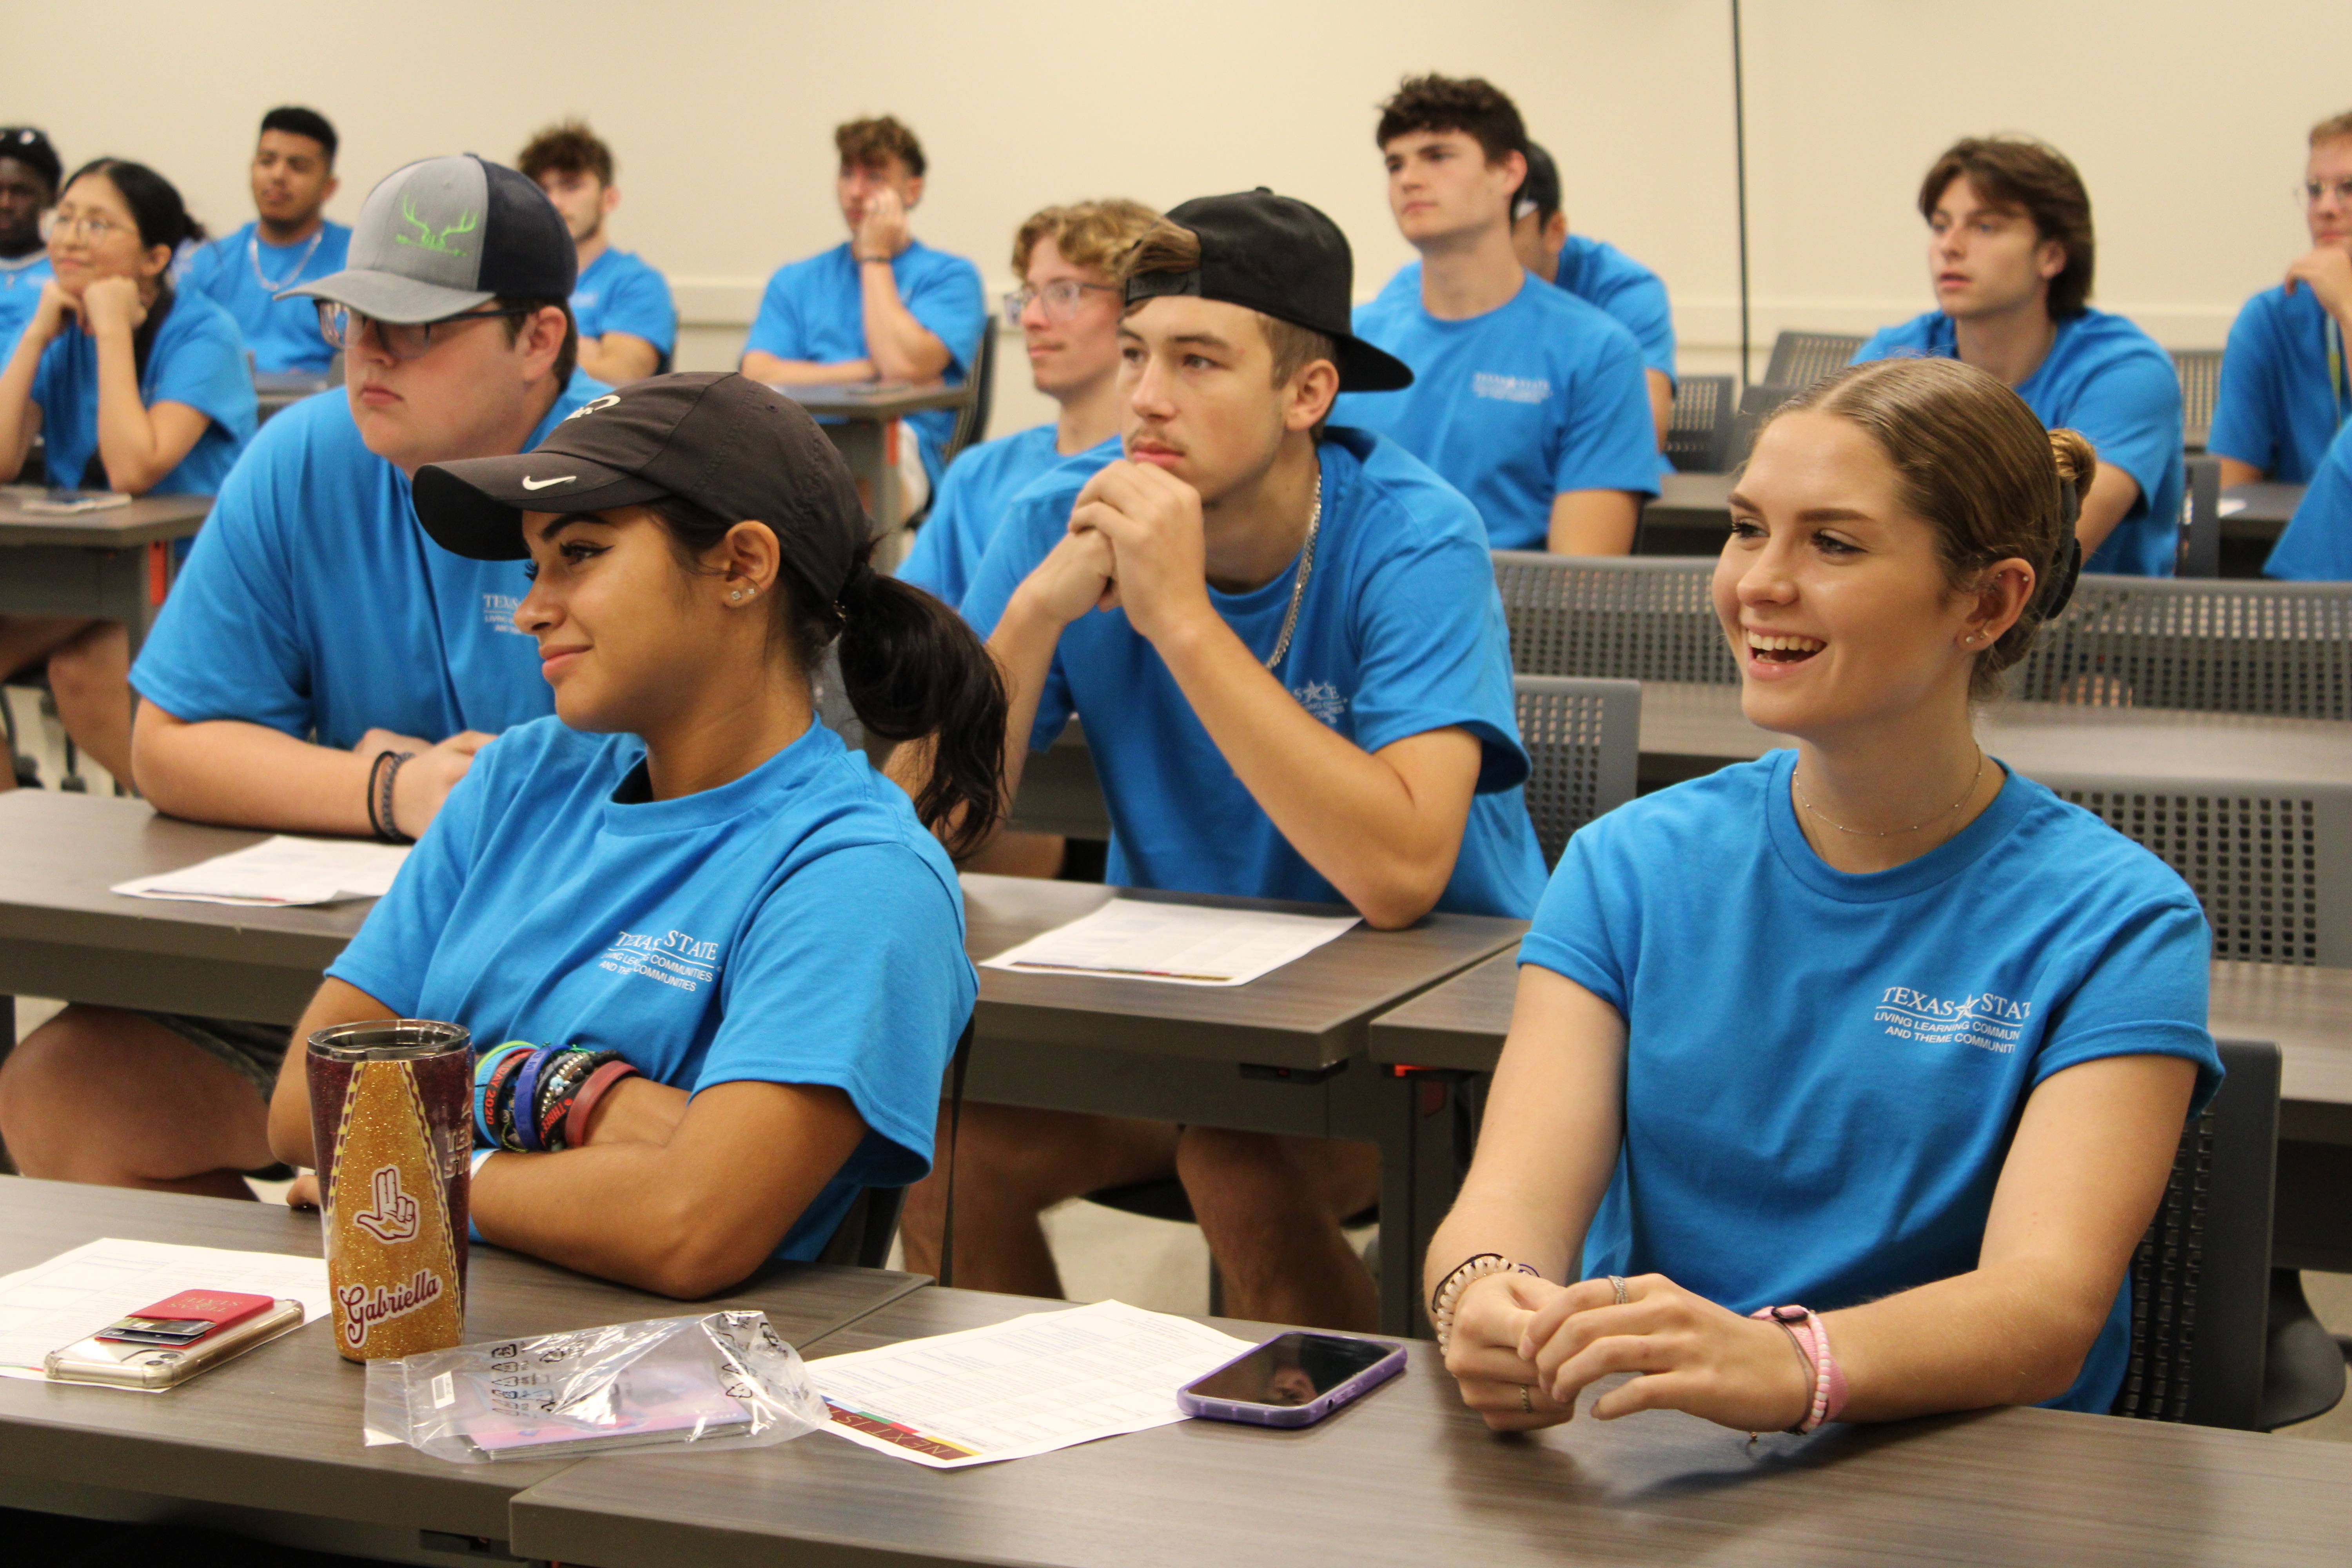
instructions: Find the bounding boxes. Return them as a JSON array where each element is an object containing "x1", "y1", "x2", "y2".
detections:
[
  {"x1": 1428, "y1": 356, "x2": 2221, "y2": 1434},
  {"x1": 267, "y1": 372, "x2": 1000, "y2": 1297}
]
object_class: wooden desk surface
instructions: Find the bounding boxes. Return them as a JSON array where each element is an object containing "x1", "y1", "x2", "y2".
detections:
[
  {"x1": 961, "y1": 873, "x2": 1525, "y2": 1069},
  {"x1": 0, "y1": 1177, "x2": 924, "y2": 1541},
  {"x1": 773, "y1": 381, "x2": 973, "y2": 419},
  {"x1": 0, "y1": 488, "x2": 212, "y2": 548},
  {"x1": 508, "y1": 1284, "x2": 2352, "y2": 1568}
]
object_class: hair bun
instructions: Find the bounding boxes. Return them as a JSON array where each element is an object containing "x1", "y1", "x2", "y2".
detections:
[{"x1": 2047, "y1": 427, "x2": 2097, "y2": 491}]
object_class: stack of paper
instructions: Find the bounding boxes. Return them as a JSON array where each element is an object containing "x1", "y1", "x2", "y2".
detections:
[
  {"x1": 811, "y1": 1299, "x2": 1256, "y2": 1468},
  {"x1": 112, "y1": 835, "x2": 411, "y2": 907},
  {"x1": 0, "y1": 1237, "x2": 332, "y2": 1381},
  {"x1": 981, "y1": 898, "x2": 1360, "y2": 987}
]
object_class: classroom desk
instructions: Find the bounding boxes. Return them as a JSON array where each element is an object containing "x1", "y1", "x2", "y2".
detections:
[
  {"x1": 0, "y1": 1176, "x2": 924, "y2": 1566},
  {"x1": 506, "y1": 1283, "x2": 2352, "y2": 1568},
  {"x1": 0, "y1": 489, "x2": 210, "y2": 662},
  {"x1": 772, "y1": 381, "x2": 972, "y2": 540},
  {"x1": 252, "y1": 370, "x2": 332, "y2": 422}
]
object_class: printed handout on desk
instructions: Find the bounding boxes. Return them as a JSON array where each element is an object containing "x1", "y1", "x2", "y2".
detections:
[
  {"x1": 809, "y1": 1299, "x2": 1256, "y2": 1468},
  {"x1": 980, "y1": 898, "x2": 1361, "y2": 987},
  {"x1": 111, "y1": 835, "x2": 411, "y2": 906},
  {"x1": 0, "y1": 1237, "x2": 331, "y2": 1381}
]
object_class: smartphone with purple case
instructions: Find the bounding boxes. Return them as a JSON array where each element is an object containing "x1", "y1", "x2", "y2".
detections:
[{"x1": 1178, "y1": 1331, "x2": 1405, "y2": 1427}]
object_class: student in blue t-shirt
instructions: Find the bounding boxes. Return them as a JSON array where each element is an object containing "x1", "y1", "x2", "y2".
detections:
[
  {"x1": 0, "y1": 154, "x2": 604, "y2": 1203},
  {"x1": 1429, "y1": 356, "x2": 2218, "y2": 1436},
  {"x1": 1854, "y1": 136, "x2": 2181, "y2": 577},
  {"x1": 0, "y1": 128, "x2": 61, "y2": 358},
  {"x1": 2211, "y1": 109, "x2": 2352, "y2": 489},
  {"x1": 262, "y1": 373, "x2": 994, "y2": 1292},
  {"x1": 2262, "y1": 421, "x2": 2352, "y2": 577},
  {"x1": 895, "y1": 192, "x2": 1548, "y2": 1331},
  {"x1": 740, "y1": 115, "x2": 985, "y2": 512},
  {"x1": 519, "y1": 120, "x2": 676, "y2": 384},
  {"x1": 0, "y1": 158, "x2": 254, "y2": 790},
  {"x1": 1338, "y1": 76, "x2": 1657, "y2": 554},
  {"x1": 181, "y1": 107, "x2": 351, "y2": 376}
]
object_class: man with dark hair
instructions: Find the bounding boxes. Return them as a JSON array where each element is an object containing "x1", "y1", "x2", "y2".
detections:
[
  {"x1": 0, "y1": 127, "x2": 61, "y2": 354},
  {"x1": 897, "y1": 192, "x2": 1545, "y2": 1328},
  {"x1": 0, "y1": 155, "x2": 608, "y2": 1198},
  {"x1": 1338, "y1": 74, "x2": 1657, "y2": 554},
  {"x1": 741, "y1": 114, "x2": 984, "y2": 514},
  {"x1": 182, "y1": 107, "x2": 350, "y2": 374},
  {"x1": 1856, "y1": 135, "x2": 2181, "y2": 576},
  {"x1": 518, "y1": 119, "x2": 675, "y2": 384}
]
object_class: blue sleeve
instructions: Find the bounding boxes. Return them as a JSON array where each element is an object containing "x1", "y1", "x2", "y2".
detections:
[
  {"x1": 181, "y1": 238, "x2": 227, "y2": 300},
  {"x1": 322, "y1": 745, "x2": 501, "y2": 1014},
  {"x1": 1516, "y1": 818, "x2": 1635, "y2": 1014},
  {"x1": 2264, "y1": 428, "x2": 2352, "y2": 579},
  {"x1": 600, "y1": 260, "x2": 677, "y2": 356},
  {"x1": 1851, "y1": 326, "x2": 1903, "y2": 365},
  {"x1": 2207, "y1": 294, "x2": 2281, "y2": 472},
  {"x1": 2030, "y1": 888, "x2": 2222, "y2": 1116},
  {"x1": 1349, "y1": 521, "x2": 1529, "y2": 791},
  {"x1": 742, "y1": 267, "x2": 805, "y2": 360},
  {"x1": 2065, "y1": 351, "x2": 2183, "y2": 525},
  {"x1": 903, "y1": 256, "x2": 986, "y2": 379},
  {"x1": 699, "y1": 844, "x2": 972, "y2": 1186},
  {"x1": 1599, "y1": 272, "x2": 1677, "y2": 380},
  {"x1": 152, "y1": 307, "x2": 258, "y2": 441},
  {"x1": 1553, "y1": 329, "x2": 1663, "y2": 497},
  {"x1": 961, "y1": 492, "x2": 1076, "y2": 748},
  {"x1": 128, "y1": 432, "x2": 312, "y2": 731},
  {"x1": 896, "y1": 453, "x2": 980, "y2": 602}
]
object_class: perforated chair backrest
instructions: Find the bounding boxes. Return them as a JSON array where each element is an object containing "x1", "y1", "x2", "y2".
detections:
[
  {"x1": 2173, "y1": 349, "x2": 2223, "y2": 452},
  {"x1": 2111, "y1": 1038, "x2": 2277, "y2": 1428},
  {"x1": 1494, "y1": 553, "x2": 1736, "y2": 683},
  {"x1": 942, "y1": 319, "x2": 1000, "y2": 466},
  {"x1": 1665, "y1": 375, "x2": 1735, "y2": 472},
  {"x1": 1762, "y1": 331, "x2": 1866, "y2": 391},
  {"x1": 2011, "y1": 575, "x2": 2352, "y2": 717},
  {"x1": 1512, "y1": 675, "x2": 1641, "y2": 867}
]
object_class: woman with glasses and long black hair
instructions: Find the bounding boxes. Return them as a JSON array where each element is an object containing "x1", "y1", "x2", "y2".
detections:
[{"x1": 0, "y1": 157, "x2": 256, "y2": 790}]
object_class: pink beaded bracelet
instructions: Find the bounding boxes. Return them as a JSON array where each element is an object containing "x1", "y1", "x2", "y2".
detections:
[{"x1": 1751, "y1": 1304, "x2": 1847, "y2": 1433}]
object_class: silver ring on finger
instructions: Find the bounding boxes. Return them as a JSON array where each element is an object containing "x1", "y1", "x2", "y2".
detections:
[
  {"x1": 1609, "y1": 1274, "x2": 1630, "y2": 1305},
  {"x1": 1519, "y1": 1383, "x2": 1534, "y2": 1413}
]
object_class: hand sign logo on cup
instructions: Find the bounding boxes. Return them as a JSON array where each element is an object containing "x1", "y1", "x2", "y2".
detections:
[{"x1": 352, "y1": 1163, "x2": 421, "y2": 1243}]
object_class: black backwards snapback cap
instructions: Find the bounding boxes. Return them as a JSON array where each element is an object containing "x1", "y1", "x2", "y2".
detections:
[
  {"x1": 1124, "y1": 190, "x2": 1414, "y2": 394},
  {"x1": 410, "y1": 372, "x2": 869, "y2": 606},
  {"x1": 285, "y1": 154, "x2": 574, "y2": 323}
]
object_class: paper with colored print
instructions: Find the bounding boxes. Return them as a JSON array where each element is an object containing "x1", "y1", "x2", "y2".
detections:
[
  {"x1": 980, "y1": 898, "x2": 1359, "y2": 987},
  {"x1": 112, "y1": 835, "x2": 410, "y2": 906}
]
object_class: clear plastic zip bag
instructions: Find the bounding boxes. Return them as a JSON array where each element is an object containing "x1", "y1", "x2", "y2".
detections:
[{"x1": 365, "y1": 1310, "x2": 830, "y2": 1462}]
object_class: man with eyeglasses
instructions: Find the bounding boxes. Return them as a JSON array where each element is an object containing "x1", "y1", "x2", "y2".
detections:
[
  {"x1": 181, "y1": 107, "x2": 350, "y2": 375},
  {"x1": 0, "y1": 155, "x2": 604, "y2": 1200},
  {"x1": 2212, "y1": 109, "x2": 2352, "y2": 490}
]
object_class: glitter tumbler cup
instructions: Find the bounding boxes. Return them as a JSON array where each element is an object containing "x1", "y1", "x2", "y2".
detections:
[{"x1": 307, "y1": 1020, "x2": 472, "y2": 1362}]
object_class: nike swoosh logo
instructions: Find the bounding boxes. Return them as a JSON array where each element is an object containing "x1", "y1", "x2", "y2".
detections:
[{"x1": 520, "y1": 474, "x2": 577, "y2": 491}]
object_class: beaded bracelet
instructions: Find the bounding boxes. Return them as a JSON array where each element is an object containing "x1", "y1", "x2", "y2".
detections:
[
  {"x1": 472, "y1": 1042, "x2": 535, "y2": 1145},
  {"x1": 1749, "y1": 1304, "x2": 1847, "y2": 1434},
  {"x1": 1430, "y1": 1253, "x2": 1540, "y2": 1353},
  {"x1": 365, "y1": 750, "x2": 416, "y2": 844},
  {"x1": 532, "y1": 1048, "x2": 609, "y2": 1151}
]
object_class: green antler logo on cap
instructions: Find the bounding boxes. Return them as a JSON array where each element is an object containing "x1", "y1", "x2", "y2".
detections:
[{"x1": 393, "y1": 194, "x2": 480, "y2": 257}]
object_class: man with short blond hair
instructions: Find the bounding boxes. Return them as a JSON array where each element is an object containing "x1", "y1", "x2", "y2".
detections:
[{"x1": 519, "y1": 119, "x2": 675, "y2": 384}]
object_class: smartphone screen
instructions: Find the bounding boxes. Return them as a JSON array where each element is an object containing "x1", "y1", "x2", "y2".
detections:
[{"x1": 1185, "y1": 1332, "x2": 1393, "y2": 1408}]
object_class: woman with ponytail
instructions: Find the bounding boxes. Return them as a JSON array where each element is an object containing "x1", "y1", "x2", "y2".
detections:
[
  {"x1": 265, "y1": 372, "x2": 998, "y2": 1297},
  {"x1": 0, "y1": 158, "x2": 256, "y2": 789},
  {"x1": 1430, "y1": 356, "x2": 2220, "y2": 1434}
]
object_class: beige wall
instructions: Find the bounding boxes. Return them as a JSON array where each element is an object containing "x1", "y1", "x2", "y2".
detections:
[{"x1": 7, "y1": 0, "x2": 2347, "y2": 436}]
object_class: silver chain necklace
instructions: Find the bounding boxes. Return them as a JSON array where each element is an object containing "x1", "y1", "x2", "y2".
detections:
[
  {"x1": 1261, "y1": 465, "x2": 1323, "y2": 671},
  {"x1": 1793, "y1": 747, "x2": 1985, "y2": 838},
  {"x1": 248, "y1": 225, "x2": 326, "y2": 293}
]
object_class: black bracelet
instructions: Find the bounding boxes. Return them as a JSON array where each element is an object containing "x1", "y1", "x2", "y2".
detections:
[
  {"x1": 537, "y1": 1048, "x2": 622, "y2": 1151},
  {"x1": 370, "y1": 750, "x2": 417, "y2": 844}
]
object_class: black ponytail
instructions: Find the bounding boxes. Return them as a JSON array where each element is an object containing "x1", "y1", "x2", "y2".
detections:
[{"x1": 60, "y1": 158, "x2": 202, "y2": 384}]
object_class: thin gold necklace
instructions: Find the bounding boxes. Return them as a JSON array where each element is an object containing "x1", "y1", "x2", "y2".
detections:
[{"x1": 1793, "y1": 748, "x2": 1985, "y2": 838}]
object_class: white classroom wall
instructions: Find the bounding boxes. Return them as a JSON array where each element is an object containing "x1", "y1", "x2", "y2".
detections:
[{"x1": 4, "y1": 0, "x2": 2346, "y2": 437}]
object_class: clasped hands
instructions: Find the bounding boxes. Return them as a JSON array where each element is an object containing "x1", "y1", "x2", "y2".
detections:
[
  {"x1": 1442, "y1": 1271, "x2": 1815, "y2": 1434},
  {"x1": 1014, "y1": 459, "x2": 1214, "y2": 646},
  {"x1": 28, "y1": 276, "x2": 147, "y2": 346}
]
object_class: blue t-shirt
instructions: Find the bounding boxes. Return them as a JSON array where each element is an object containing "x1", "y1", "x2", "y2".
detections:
[
  {"x1": 1854, "y1": 309, "x2": 2184, "y2": 577},
  {"x1": 1555, "y1": 234, "x2": 1676, "y2": 383},
  {"x1": 1521, "y1": 751, "x2": 2221, "y2": 1414},
  {"x1": 1338, "y1": 270, "x2": 1659, "y2": 550},
  {"x1": 181, "y1": 220, "x2": 352, "y2": 374},
  {"x1": 743, "y1": 240, "x2": 986, "y2": 487},
  {"x1": 962, "y1": 427, "x2": 1547, "y2": 916},
  {"x1": 2209, "y1": 283, "x2": 2349, "y2": 485},
  {"x1": 2262, "y1": 419, "x2": 2352, "y2": 578},
  {"x1": 326, "y1": 716, "x2": 973, "y2": 1263},
  {"x1": 572, "y1": 246, "x2": 677, "y2": 367},
  {"x1": 897, "y1": 422, "x2": 1066, "y2": 607},
  {"x1": 0, "y1": 252, "x2": 52, "y2": 358},
  {"x1": 32, "y1": 290, "x2": 256, "y2": 495},
  {"x1": 131, "y1": 369, "x2": 608, "y2": 746}
]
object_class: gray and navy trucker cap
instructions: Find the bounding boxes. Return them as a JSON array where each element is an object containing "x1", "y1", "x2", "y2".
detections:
[{"x1": 283, "y1": 154, "x2": 574, "y2": 323}]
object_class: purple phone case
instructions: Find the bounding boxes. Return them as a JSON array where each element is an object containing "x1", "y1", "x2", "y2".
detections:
[{"x1": 1176, "y1": 1332, "x2": 1407, "y2": 1428}]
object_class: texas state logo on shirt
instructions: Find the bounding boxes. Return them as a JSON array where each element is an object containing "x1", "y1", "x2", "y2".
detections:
[
  {"x1": 598, "y1": 926, "x2": 726, "y2": 995},
  {"x1": 1870, "y1": 986, "x2": 2034, "y2": 1053},
  {"x1": 1292, "y1": 680, "x2": 1349, "y2": 727},
  {"x1": 1472, "y1": 372, "x2": 1552, "y2": 405}
]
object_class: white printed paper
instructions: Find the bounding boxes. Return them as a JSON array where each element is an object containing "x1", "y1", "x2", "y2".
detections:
[
  {"x1": 111, "y1": 835, "x2": 410, "y2": 907},
  {"x1": 980, "y1": 898, "x2": 1359, "y2": 987},
  {"x1": 810, "y1": 1299, "x2": 1255, "y2": 1468},
  {"x1": 0, "y1": 1237, "x2": 332, "y2": 1381}
]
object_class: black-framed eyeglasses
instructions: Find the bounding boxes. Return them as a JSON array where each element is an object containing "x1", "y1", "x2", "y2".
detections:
[
  {"x1": 316, "y1": 302, "x2": 535, "y2": 361},
  {"x1": 1002, "y1": 279, "x2": 1118, "y2": 327}
]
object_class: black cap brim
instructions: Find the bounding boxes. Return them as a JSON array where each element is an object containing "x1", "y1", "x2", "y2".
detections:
[
  {"x1": 412, "y1": 453, "x2": 669, "y2": 561},
  {"x1": 1332, "y1": 335, "x2": 1414, "y2": 394}
]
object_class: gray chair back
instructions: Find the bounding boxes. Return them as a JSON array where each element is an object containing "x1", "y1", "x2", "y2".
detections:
[
  {"x1": 942, "y1": 319, "x2": 1000, "y2": 467},
  {"x1": 1494, "y1": 553, "x2": 1735, "y2": 684},
  {"x1": 2112, "y1": 1038, "x2": 2278, "y2": 1428},
  {"x1": 815, "y1": 1184, "x2": 906, "y2": 1269},
  {"x1": 1512, "y1": 675, "x2": 1641, "y2": 866},
  {"x1": 2172, "y1": 348, "x2": 2223, "y2": 452},
  {"x1": 2177, "y1": 458, "x2": 2222, "y2": 579},
  {"x1": 1762, "y1": 330, "x2": 1867, "y2": 390},
  {"x1": 2011, "y1": 575, "x2": 2352, "y2": 718},
  {"x1": 1665, "y1": 374, "x2": 1736, "y2": 473}
]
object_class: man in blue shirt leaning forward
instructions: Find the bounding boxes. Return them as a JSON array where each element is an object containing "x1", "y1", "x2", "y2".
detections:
[
  {"x1": 0, "y1": 153, "x2": 606, "y2": 1201},
  {"x1": 181, "y1": 106, "x2": 350, "y2": 375},
  {"x1": 519, "y1": 118, "x2": 677, "y2": 385},
  {"x1": 740, "y1": 114, "x2": 985, "y2": 516},
  {"x1": 893, "y1": 191, "x2": 1546, "y2": 1331}
]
